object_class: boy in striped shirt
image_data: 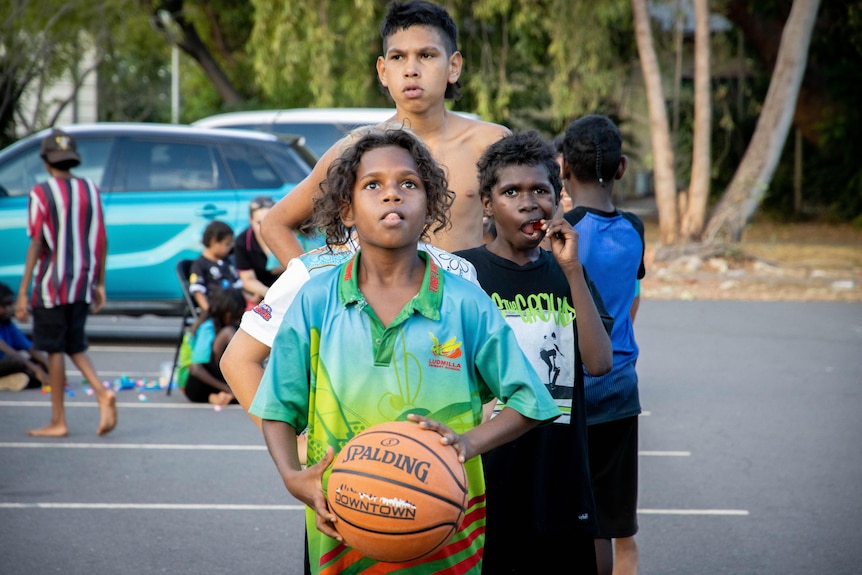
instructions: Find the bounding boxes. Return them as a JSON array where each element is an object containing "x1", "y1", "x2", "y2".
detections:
[{"x1": 15, "y1": 128, "x2": 116, "y2": 437}]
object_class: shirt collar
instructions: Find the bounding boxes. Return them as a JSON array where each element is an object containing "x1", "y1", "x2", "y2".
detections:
[{"x1": 338, "y1": 250, "x2": 442, "y2": 321}]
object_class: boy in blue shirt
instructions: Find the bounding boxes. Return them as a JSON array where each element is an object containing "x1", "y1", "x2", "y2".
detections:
[
  {"x1": 562, "y1": 114, "x2": 646, "y2": 575},
  {"x1": 456, "y1": 130, "x2": 613, "y2": 574},
  {"x1": 250, "y1": 128, "x2": 559, "y2": 575},
  {"x1": 0, "y1": 282, "x2": 48, "y2": 391}
]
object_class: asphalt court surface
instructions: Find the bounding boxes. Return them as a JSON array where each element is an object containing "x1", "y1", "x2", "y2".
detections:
[{"x1": 1, "y1": 301, "x2": 860, "y2": 574}]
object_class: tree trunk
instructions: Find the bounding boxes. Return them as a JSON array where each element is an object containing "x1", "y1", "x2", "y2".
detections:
[
  {"x1": 704, "y1": 0, "x2": 821, "y2": 243},
  {"x1": 153, "y1": 0, "x2": 242, "y2": 108},
  {"x1": 174, "y1": 19, "x2": 242, "y2": 107},
  {"x1": 681, "y1": 0, "x2": 711, "y2": 241},
  {"x1": 631, "y1": 0, "x2": 678, "y2": 246},
  {"x1": 724, "y1": 0, "x2": 832, "y2": 148}
]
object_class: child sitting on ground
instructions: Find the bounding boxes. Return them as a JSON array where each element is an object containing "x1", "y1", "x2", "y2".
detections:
[
  {"x1": 183, "y1": 287, "x2": 245, "y2": 406},
  {"x1": 188, "y1": 220, "x2": 243, "y2": 312},
  {"x1": 0, "y1": 282, "x2": 48, "y2": 391}
]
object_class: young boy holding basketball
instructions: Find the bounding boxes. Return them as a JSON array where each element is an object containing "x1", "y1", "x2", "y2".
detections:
[
  {"x1": 260, "y1": 0, "x2": 510, "y2": 263},
  {"x1": 249, "y1": 128, "x2": 560, "y2": 574},
  {"x1": 455, "y1": 131, "x2": 614, "y2": 574}
]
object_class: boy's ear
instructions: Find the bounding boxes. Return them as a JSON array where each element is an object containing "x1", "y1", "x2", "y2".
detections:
[
  {"x1": 561, "y1": 158, "x2": 573, "y2": 181},
  {"x1": 376, "y1": 56, "x2": 389, "y2": 89},
  {"x1": 481, "y1": 194, "x2": 493, "y2": 216},
  {"x1": 615, "y1": 155, "x2": 628, "y2": 181},
  {"x1": 448, "y1": 51, "x2": 463, "y2": 85},
  {"x1": 340, "y1": 201, "x2": 355, "y2": 229}
]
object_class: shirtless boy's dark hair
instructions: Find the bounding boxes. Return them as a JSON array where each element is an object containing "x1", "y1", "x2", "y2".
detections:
[
  {"x1": 477, "y1": 130, "x2": 563, "y2": 201},
  {"x1": 380, "y1": 0, "x2": 462, "y2": 100}
]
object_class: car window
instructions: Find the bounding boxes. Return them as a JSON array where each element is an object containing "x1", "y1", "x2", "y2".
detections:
[
  {"x1": 255, "y1": 140, "x2": 313, "y2": 184},
  {"x1": 221, "y1": 142, "x2": 283, "y2": 189},
  {"x1": 0, "y1": 137, "x2": 112, "y2": 197},
  {"x1": 269, "y1": 123, "x2": 367, "y2": 158},
  {"x1": 0, "y1": 146, "x2": 42, "y2": 197},
  {"x1": 112, "y1": 139, "x2": 229, "y2": 192}
]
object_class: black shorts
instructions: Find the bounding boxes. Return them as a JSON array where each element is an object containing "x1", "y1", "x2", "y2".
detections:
[
  {"x1": 482, "y1": 530, "x2": 597, "y2": 574},
  {"x1": 32, "y1": 302, "x2": 90, "y2": 355},
  {"x1": 588, "y1": 415, "x2": 639, "y2": 538},
  {"x1": 0, "y1": 356, "x2": 41, "y2": 389}
]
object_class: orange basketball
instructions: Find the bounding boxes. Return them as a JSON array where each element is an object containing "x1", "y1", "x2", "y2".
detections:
[{"x1": 326, "y1": 421, "x2": 469, "y2": 563}]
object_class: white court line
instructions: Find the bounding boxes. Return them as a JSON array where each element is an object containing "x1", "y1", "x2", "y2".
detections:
[
  {"x1": 88, "y1": 345, "x2": 172, "y2": 352},
  {"x1": 0, "y1": 442, "x2": 264, "y2": 450},
  {"x1": 0, "y1": 401, "x2": 234, "y2": 409},
  {"x1": 0, "y1": 503, "x2": 303, "y2": 511},
  {"x1": 67, "y1": 371, "x2": 160, "y2": 377},
  {"x1": 639, "y1": 508, "x2": 749, "y2": 516},
  {"x1": 0, "y1": 443, "x2": 689, "y2": 457}
]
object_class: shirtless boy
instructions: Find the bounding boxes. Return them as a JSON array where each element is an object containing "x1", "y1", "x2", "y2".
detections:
[{"x1": 261, "y1": 0, "x2": 510, "y2": 261}]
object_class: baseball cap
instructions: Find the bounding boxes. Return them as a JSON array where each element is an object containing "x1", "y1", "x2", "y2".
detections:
[{"x1": 41, "y1": 128, "x2": 81, "y2": 167}]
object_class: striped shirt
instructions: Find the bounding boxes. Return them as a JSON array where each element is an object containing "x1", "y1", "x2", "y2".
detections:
[{"x1": 27, "y1": 177, "x2": 106, "y2": 308}]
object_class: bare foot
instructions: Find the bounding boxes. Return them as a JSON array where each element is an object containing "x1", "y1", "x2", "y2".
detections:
[
  {"x1": 97, "y1": 391, "x2": 117, "y2": 435},
  {"x1": 28, "y1": 423, "x2": 69, "y2": 437},
  {"x1": 208, "y1": 391, "x2": 234, "y2": 406}
]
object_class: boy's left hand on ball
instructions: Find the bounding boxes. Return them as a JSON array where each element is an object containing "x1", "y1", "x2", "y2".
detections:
[{"x1": 407, "y1": 413, "x2": 469, "y2": 463}]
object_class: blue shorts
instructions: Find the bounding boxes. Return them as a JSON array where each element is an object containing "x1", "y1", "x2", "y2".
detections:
[{"x1": 31, "y1": 302, "x2": 90, "y2": 355}]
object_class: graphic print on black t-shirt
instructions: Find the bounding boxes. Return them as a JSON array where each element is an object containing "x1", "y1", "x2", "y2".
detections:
[{"x1": 496, "y1": 304, "x2": 574, "y2": 424}]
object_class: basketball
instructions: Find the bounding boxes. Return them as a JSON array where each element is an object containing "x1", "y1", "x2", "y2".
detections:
[{"x1": 326, "y1": 421, "x2": 469, "y2": 563}]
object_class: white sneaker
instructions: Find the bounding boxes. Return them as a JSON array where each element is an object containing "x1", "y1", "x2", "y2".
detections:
[{"x1": 0, "y1": 373, "x2": 29, "y2": 391}]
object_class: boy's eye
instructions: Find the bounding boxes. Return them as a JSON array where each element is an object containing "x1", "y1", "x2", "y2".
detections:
[
  {"x1": 503, "y1": 188, "x2": 519, "y2": 197},
  {"x1": 402, "y1": 180, "x2": 418, "y2": 189},
  {"x1": 534, "y1": 188, "x2": 551, "y2": 195}
]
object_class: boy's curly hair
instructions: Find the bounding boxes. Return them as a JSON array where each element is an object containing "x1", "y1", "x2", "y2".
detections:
[
  {"x1": 562, "y1": 114, "x2": 622, "y2": 186},
  {"x1": 477, "y1": 130, "x2": 562, "y2": 201},
  {"x1": 312, "y1": 127, "x2": 452, "y2": 247}
]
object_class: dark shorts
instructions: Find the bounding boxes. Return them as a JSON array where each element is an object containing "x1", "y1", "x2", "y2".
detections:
[
  {"x1": 588, "y1": 415, "x2": 639, "y2": 538},
  {"x1": 183, "y1": 372, "x2": 239, "y2": 404},
  {"x1": 32, "y1": 302, "x2": 90, "y2": 355},
  {"x1": 482, "y1": 530, "x2": 597, "y2": 574},
  {"x1": 0, "y1": 355, "x2": 40, "y2": 388}
]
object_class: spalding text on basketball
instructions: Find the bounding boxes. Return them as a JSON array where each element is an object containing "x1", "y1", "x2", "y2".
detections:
[{"x1": 341, "y1": 444, "x2": 431, "y2": 482}]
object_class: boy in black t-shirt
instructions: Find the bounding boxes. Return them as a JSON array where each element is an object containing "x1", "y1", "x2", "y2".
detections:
[
  {"x1": 188, "y1": 220, "x2": 243, "y2": 312},
  {"x1": 455, "y1": 131, "x2": 614, "y2": 575}
]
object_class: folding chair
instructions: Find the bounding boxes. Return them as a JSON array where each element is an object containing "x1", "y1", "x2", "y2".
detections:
[{"x1": 167, "y1": 259, "x2": 199, "y2": 395}]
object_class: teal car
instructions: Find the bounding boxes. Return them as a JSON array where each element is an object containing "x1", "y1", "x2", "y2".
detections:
[{"x1": 0, "y1": 123, "x2": 321, "y2": 316}]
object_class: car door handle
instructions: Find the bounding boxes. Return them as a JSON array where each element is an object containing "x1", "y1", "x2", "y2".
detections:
[{"x1": 195, "y1": 205, "x2": 228, "y2": 218}]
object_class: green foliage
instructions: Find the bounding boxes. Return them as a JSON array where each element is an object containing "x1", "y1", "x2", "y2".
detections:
[
  {"x1": 248, "y1": 0, "x2": 381, "y2": 109},
  {"x1": 751, "y1": 1, "x2": 862, "y2": 222},
  {"x1": 0, "y1": 0, "x2": 135, "y2": 144},
  {"x1": 99, "y1": 11, "x2": 173, "y2": 122},
  {"x1": 6, "y1": 0, "x2": 861, "y2": 224}
]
